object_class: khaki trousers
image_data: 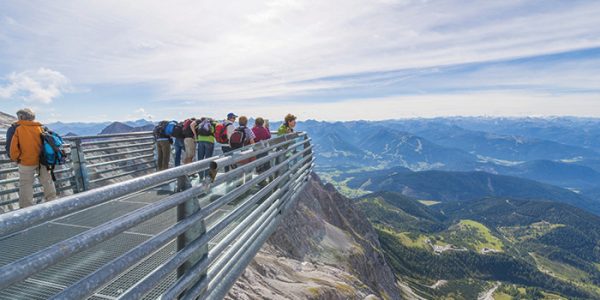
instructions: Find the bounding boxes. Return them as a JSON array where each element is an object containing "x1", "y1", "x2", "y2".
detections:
[
  {"x1": 157, "y1": 140, "x2": 171, "y2": 171},
  {"x1": 183, "y1": 138, "x2": 196, "y2": 163},
  {"x1": 18, "y1": 164, "x2": 57, "y2": 209}
]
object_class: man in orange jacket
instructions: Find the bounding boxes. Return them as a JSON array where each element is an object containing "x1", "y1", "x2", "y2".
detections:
[{"x1": 9, "y1": 108, "x2": 56, "y2": 208}]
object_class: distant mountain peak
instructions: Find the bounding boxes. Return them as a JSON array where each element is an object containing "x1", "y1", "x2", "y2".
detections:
[
  {"x1": 124, "y1": 119, "x2": 154, "y2": 127},
  {"x1": 100, "y1": 122, "x2": 134, "y2": 135}
]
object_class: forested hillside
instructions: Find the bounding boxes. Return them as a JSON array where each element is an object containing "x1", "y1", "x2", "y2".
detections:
[{"x1": 355, "y1": 192, "x2": 600, "y2": 299}]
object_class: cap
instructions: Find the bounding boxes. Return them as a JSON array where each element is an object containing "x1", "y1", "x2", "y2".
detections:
[{"x1": 227, "y1": 112, "x2": 238, "y2": 119}]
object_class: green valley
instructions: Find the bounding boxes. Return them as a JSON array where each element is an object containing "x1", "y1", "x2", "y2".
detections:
[{"x1": 354, "y1": 192, "x2": 600, "y2": 299}]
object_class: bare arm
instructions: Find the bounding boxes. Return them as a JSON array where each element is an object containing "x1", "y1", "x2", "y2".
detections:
[{"x1": 190, "y1": 121, "x2": 197, "y2": 138}]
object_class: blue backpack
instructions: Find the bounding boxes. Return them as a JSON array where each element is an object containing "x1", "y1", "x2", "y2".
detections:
[
  {"x1": 40, "y1": 128, "x2": 67, "y2": 181},
  {"x1": 164, "y1": 121, "x2": 178, "y2": 136}
]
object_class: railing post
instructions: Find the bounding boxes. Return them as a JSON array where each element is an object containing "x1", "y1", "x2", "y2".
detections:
[
  {"x1": 152, "y1": 139, "x2": 159, "y2": 171},
  {"x1": 303, "y1": 134, "x2": 312, "y2": 157},
  {"x1": 70, "y1": 138, "x2": 90, "y2": 192},
  {"x1": 176, "y1": 175, "x2": 207, "y2": 297},
  {"x1": 273, "y1": 134, "x2": 290, "y2": 186}
]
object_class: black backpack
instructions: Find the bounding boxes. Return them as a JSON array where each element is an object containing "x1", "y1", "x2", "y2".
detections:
[
  {"x1": 229, "y1": 126, "x2": 248, "y2": 149},
  {"x1": 4, "y1": 123, "x2": 18, "y2": 158},
  {"x1": 171, "y1": 122, "x2": 184, "y2": 139}
]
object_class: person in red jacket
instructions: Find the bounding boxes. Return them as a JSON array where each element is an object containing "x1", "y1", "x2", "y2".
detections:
[
  {"x1": 9, "y1": 108, "x2": 57, "y2": 208},
  {"x1": 252, "y1": 117, "x2": 271, "y2": 174},
  {"x1": 252, "y1": 117, "x2": 271, "y2": 142}
]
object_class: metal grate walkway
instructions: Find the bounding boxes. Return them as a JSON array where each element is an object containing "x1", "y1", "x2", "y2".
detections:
[
  {"x1": 0, "y1": 187, "x2": 223, "y2": 299},
  {"x1": 0, "y1": 131, "x2": 313, "y2": 300}
]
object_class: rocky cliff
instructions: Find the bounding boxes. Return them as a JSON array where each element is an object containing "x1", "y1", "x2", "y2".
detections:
[{"x1": 227, "y1": 174, "x2": 402, "y2": 300}]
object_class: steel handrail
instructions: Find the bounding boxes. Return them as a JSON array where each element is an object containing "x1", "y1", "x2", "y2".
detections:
[
  {"x1": 0, "y1": 132, "x2": 302, "y2": 237},
  {"x1": 88, "y1": 159, "x2": 155, "y2": 176},
  {"x1": 82, "y1": 141, "x2": 155, "y2": 153},
  {"x1": 163, "y1": 169, "x2": 304, "y2": 298},
  {"x1": 117, "y1": 153, "x2": 313, "y2": 300},
  {"x1": 64, "y1": 131, "x2": 154, "y2": 141},
  {"x1": 84, "y1": 147, "x2": 155, "y2": 161},
  {"x1": 88, "y1": 165, "x2": 156, "y2": 184},
  {"x1": 201, "y1": 175, "x2": 310, "y2": 300},
  {"x1": 79, "y1": 135, "x2": 155, "y2": 146},
  {"x1": 0, "y1": 132, "x2": 157, "y2": 211},
  {"x1": 0, "y1": 136, "x2": 306, "y2": 272},
  {"x1": 0, "y1": 131, "x2": 313, "y2": 300}
]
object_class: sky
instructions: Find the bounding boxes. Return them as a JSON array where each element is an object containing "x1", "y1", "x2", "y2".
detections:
[{"x1": 0, "y1": 0, "x2": 599, "y2": 123}]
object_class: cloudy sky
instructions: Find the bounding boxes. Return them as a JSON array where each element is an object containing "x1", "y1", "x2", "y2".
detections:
[{"x1": 1, "y1": 0, "x2": 599, "y2": 123}]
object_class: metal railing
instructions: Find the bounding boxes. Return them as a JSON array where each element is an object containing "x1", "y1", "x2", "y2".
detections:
[
  {"x1": 0, "y1": 132, "x2": 157, "y2": 211},
  {"x1": 66, "y1": 132, "x2": 157, "y2": 190},
  {"x1": 0, "y1": 138, "x2": 76, "y2": 210},
  {"x1": 0, "y1": 132, "x2": 314, "y2": 299}
]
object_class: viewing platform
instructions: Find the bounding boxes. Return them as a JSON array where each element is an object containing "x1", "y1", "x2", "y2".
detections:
[{"x1": 0, "y1": 131, "x2": 313, "y2": 299}]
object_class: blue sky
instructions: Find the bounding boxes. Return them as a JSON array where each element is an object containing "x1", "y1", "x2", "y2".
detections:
[{"x1": 1, "y1": 0, "x2": 599, "y2": 123}]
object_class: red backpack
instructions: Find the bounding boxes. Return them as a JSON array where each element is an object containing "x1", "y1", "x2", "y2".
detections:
[
  {"x1": 215, "y1": 121, "x2": 230, "y2": 144},
  {"x1": 229, "y1": 126, "x2": 249, "y2": 149},
  {"x1": 183, "y1": 119, "x2": 193, "y2": 130}
]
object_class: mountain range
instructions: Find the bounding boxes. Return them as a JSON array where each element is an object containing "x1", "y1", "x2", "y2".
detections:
[
  {"x1": 99, "y1": 121, "x2": 155, "y2": 135},
  {"x1": 17, "y1": 114, "x2": 599, "y2": 193},
  {"x1": 45, "y1": 119, "x2": 154, "y2": 136},
  {"x1": 304, "y1": 117, "x2": 600, "y2": 298},
  {"x1": 5, "y1": 112, "x2": 599, "y2": 195},
  {"x1": 3, "y1": 110, "x2": 600, "y2": 298},
  {"x1": 437, "y1": 117, "x2": 600, "y2": 153},
  {"x1": 356, "y1": 191, "x2": 600, "y2": 299},
  {"x1": 336, "y1": 169, "x2": 599, "y2": 215},
  {"x1": 296, "y1": 118, "x2": 600, "y2": 192}
]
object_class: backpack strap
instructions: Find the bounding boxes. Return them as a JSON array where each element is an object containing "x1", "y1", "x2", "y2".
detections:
[
  {"x1": 45, "y1": 164, "x2": 57, "y2": 181},
  {"x1": 237, "y1": 126, "x2": 248, "y2": 144},
  {"x1": 40, "y1": 130, "x2": 58, "y2": 181}
]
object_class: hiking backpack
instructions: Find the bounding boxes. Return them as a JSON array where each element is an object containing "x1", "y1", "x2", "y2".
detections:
[
  {"x1": 215, "y1": 121, "x2": 230, "y2": 144},
  {"x1": 171, "y1": 122, "x2": 185, "y2": 139},
  {"x1": 163, "y1": 121, "x2": 178, "y2": 136},
  {"x1": 40, "y1": 128, "x2": 67, "y2": 181},
  {"x1": 196, "y1": 119, "x2": 213, "y2": 136},
  {"x1": 4, "y1": 123, "x2": 18, "y2": 158},
  {"x1": 182, "y1": 119, "x2": 195, "y2": 137},
  {"x1": 153, "y1": 121, "x2": 169, "y2": 139},
  {"x1": 229, "y1": 126, "x2": 248, "y2": 150}
]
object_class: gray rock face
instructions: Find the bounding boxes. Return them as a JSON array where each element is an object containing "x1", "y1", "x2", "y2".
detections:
[{"x1": 228, "y1": 173, "x2": 401, "y2": 300}]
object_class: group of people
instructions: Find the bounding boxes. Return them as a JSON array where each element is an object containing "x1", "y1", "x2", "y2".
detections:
[
  {"x1": 153, "y1": 113, "x2": 297, "y2": 172},
  {"x1": 3, "y1": 107, "x2": 298, "y2": 211}
]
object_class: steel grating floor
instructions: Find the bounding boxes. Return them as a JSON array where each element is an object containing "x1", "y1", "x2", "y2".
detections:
[{"x1": 0, "y1": 184, "x2": 239, "y2": 300}]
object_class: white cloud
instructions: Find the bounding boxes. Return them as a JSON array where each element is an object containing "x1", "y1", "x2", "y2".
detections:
[
  {"x1": 251, "y1": 92, "x2": 600, "y2": 121},
  {"x1": 145, "y1": 91, "x2": 599, "y2": 124},
  {"x1": 127, "y1": 108, "x2": 154, "y2": 120},
  {"x1": 0, "y1": 68, "x2": 71, "y2": 103},
  {"x1": 1, "y1": 1, "x2": 599, "y2": 102}
]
